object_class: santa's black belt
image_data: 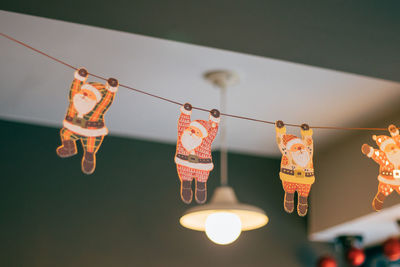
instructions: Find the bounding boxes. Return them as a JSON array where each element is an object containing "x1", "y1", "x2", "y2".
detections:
[
  {"x1": 177, "y1": 154, "x2": 212, "y2": 164},
  {"x1": 280, "y1": 168, "x2": 314, "y2": 177},
  {"x1": 65, "y1": 115, "x2": 104, "y2": 128},
  {"x1": 381, "y1": 170, "x2": 400, "y2": 178}
]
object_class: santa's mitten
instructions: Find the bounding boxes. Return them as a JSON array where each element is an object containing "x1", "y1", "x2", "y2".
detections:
[
  {"x1": 74, "y1": 68, "x2": 88, "y2": 81},
  {"x1": 209, "y1": 109, "x2": 220, "y2": 125},
  {"x1": 300, "y1": 123, "x2": 313, "y2": 135},
  {"x1": 106, "y1": 78, "x2": 119, "y2": 92},
  {"x1": 275, "y1": 120, "x2": 286, "y2": 136},
  {"x1": 179, "y1": 103, "x2": 192, "y2": 115},
  {"x1": 78, "y1": 68, "x2": 88, "y2": 77},
  {"x1": 276, "y1": 120, "x2": 285, "y2": 128},
  {"x1": 361, "y1": 144, "x2": 372, "y2": 157},
  {"x1": 184, "y1": 103, "x2": 192, "y2": 111},
  {"x1": 210, "y1": 109, "x2": 220, "y2": 118}
]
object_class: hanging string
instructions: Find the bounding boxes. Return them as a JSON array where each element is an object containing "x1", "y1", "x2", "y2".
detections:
[{"x1": 0, "y1": 32, "x2": 392, "y2": 131}]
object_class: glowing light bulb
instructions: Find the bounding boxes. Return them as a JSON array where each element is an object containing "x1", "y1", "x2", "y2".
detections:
[{"x1": 205, "y1": 212, "x2": 242, "y2": 245}]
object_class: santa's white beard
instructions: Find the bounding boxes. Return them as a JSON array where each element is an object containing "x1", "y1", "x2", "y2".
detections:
[
  {"x1": 181, "y1": 131, "x2": 202, "y2": 152},
  {"x1": 386, "y1": 149, "x2": 400, "y2": 168},
  {"x1": 291, "y1": 150, "x2": 311, "y2": 168},
  {"x1": 73, "y1": 93, "x2": 97, "y2": 118}
]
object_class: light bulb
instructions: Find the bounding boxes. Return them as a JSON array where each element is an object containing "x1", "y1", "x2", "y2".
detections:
[{"x1": 205, "y1": 212, "x2": 242, "y2": 245}]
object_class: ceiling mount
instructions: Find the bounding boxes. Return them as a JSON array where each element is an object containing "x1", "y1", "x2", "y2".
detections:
[{"x1": 204, "y1": 70, "x2": 239, "y2": 89}]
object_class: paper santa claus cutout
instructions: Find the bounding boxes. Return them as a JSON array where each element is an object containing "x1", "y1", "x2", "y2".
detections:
[
  {"x1": 275, "y1": 120, "x2": 315, "y2": 216},
  {"x1": 56, "y1": 68, "x2": 118, "y2": 174},
  {"x1": 175, "y1": 103, "x2": 220, "y2": 204},
  {"x1": 361, "y1": 124, "x2": 400, "y2": 211}
]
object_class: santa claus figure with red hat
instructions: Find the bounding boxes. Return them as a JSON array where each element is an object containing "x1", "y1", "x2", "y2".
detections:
[
  {"x1": 175, "y1": 103, "x2": 220, "y2": 204},
  {"x1": 362, "y1": 124, "x2": 400, "y2": 211},
  {"x1": 57, "y1": 68, "x2": 118, "y2": 174},
  {"x1": 275, "y1": 120, "x2": 315, "y2": 216}
]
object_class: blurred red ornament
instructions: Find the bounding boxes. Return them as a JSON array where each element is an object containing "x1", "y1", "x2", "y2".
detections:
[
  {"x1": 346, "y1": 247, "x2": 365, "y2": 266},
  {"x1": 317, "y1": 255, "x2": 337, "y2": 267},
  {"x1": 383, "y1": 237, "x2": 400, "y2": 261}
]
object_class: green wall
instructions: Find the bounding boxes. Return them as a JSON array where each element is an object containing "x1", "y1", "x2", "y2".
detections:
[{"x1": 0, "y1": 119, "x2": 334, "y2": 266}]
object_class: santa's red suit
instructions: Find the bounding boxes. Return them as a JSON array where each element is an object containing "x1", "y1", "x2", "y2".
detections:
[
  {"x1": 362, "y1": 125, "x2": 400, "y2": 211},
  {"x1": 175, "y1": 104, "x2": 220, "y2": 204}
]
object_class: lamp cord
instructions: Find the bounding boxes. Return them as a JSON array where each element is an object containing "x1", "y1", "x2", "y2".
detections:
[{"x1": 220, "y1": 84, "x2": 228, "y2": 186}]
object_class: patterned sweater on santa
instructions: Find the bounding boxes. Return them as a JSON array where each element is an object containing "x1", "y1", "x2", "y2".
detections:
[
  {"x1": 276, "y1": 126, "x2": 315, "y2": 185},
  {"x1": 63, "y1": 71, "x2": 117, "y2": 137},
  {"x1": 174, "y1": 107, "x2": 219, "y2": 171}
]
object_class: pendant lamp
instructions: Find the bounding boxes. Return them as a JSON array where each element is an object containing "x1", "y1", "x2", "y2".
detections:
[{"x1": 179, "y1": 71, "x2": 269, "y2": 245}]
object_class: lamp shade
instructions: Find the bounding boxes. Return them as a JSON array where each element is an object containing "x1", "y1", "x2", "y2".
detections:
[{"x1": 180, "y1": 186, "x2": 268, "y2": 231}]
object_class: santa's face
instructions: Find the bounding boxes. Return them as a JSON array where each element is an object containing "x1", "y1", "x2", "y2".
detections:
[
  {"x1": 384, "y1": 143, "x2": 400, "y2": 167},
  {"x1": 181, "y1": 126, "x2": 203, "y2": 152},
  {"x1": 73, "y1": 89, "x2": 98, "y2": 117},
  {"x1": 290, "y1": 143, "x2": 310, "y2": 168}
]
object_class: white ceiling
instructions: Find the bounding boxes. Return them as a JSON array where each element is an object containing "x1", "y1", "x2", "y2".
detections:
[
  {"x1": 310, "y1": 204, "x2": 400, "y2": 247},
  {"x1": 1, "y1": 10, "x2": 400, "y2": 156}
]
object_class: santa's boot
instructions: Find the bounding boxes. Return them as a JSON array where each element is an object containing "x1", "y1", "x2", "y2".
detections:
[
  {"x1": 180, "y1": 180, "x2": 193, "y2": 204},
  {"x1": 82, "y1": 151, "x2": 96, "y2": 175},
  {"x1": 297, "y1": 196, "x2": 309, "y2": 216},
  {"x1": 372, "y1": 192, "x2": 386, "y2": 211},
  {"x1": 195, "y1": 181, "x2": 207, "y2": 204},
  {"x1": 56, "y1": 139, "x2": 77, "y2": 158},
  {"x1": 284, "y1": 192, "x2": 295, "y2": 213}
]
